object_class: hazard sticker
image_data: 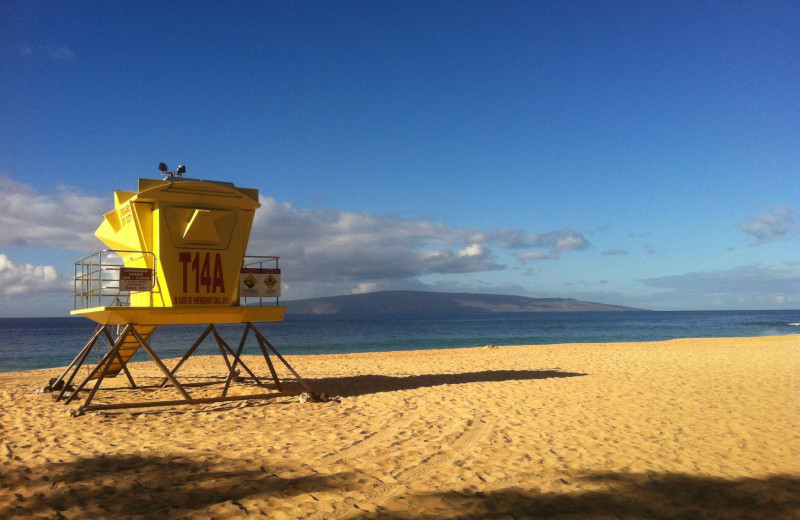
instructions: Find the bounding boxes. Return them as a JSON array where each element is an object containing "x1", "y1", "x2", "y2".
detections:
[
  {"x1": 239, "y1": 269, "x2": 280, "y2": 297},
  {"x1": 243, "y1": 274, "x2": 257, "y2": 289}
]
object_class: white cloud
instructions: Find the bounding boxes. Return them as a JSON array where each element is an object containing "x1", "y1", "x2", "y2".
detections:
[
  {"x1": 351, "y1": 282, "x2": 379, "y2": 294},
  {"x1": 248, "y1": 197, "x2": 589, "y2": 297},
  {"x1": 0, "y1": 175, "x2": 105, "y2": 251},
  {"x1": 0, "y1": 174, "x2": 591, "y2": 300},
  {"x1": 515, "y1": 228, "x2": 590, "y2": 261},
  {"x1": 458, "y1": 243, "x2": 484, "y2": 257},
  {"x1": 740, "y1": 205, "x2": 799, "y2": 245},
  {"x1": 643, "y1": 264, "x2": 800, "y2": 309},
  {"x1": 517, "y1": 251, "x2": 546, "y2": 261},
  {"x1": 249, "y1": 198, "x2": 505, "y2": 284},
  {"x1": 20, "y1": 45, "x2": 75, "y2": 60},
  {"x1": 44, "y1": 46, "x2": 75, "y2": 60},
  {"x1": 0, "y1": 254, "x2": 69, "y2": 295}
]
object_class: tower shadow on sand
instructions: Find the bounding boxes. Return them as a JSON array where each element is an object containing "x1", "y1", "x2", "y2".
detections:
[{"x1": 283, "y1": 369, "x2": 587, "y2": 398}]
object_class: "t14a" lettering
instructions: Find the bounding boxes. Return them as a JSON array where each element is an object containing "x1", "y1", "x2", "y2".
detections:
[{"x1": 178, "y1": 252, "x2": 225, "y2": 293}]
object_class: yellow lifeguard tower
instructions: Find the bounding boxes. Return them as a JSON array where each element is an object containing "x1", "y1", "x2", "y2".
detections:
[{"x1": 50, "y1": 165, "x2": 314, "y2": 414}]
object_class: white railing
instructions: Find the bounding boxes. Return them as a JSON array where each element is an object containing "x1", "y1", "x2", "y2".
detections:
[
  {"x1": 74, "y1": 252, "x2": 282, "y2": 309},
  {"x1": 73, "y1": 250, "x2": 157, "y2": 310}
]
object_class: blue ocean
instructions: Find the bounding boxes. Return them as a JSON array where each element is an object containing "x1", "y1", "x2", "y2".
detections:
[{"x1": 1, "y1": 310, "x2": 798, "y2": 373}]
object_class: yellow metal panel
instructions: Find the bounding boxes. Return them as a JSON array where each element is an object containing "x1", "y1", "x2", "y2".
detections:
[
  {"x1": 71, "y1": 306, "x2": 286, "y2": 325},
  {"x1": 95, "y1": 210, "x2": 128, "y2": 251},
  {"x1": 95, "y1": 200, "x2": 145, "y2": 255},
  {"x1": 164, "y1": 206, "x2": 235, "y2": 248},
  {"x1": 114, "y1": 190, "x2": 136, "y2": 206},
  {"x1": 240, "y1": 209, "x2": 255, "y2": 256},
  {"x1": 131, "y1": 201, "x2": 153, "y2": 257},
  {"x1": 103, "y1": 209, "x2": 122, "y2": 233},
  {"x1": 183, "y1": 210, "x2": 221, "y2": 243}
]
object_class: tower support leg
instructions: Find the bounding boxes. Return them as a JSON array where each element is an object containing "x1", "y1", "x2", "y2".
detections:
[
  {"x1": 56, "y1": 321, "x2": 315, "y2": 415},
  {"x1": 249, "y1": 323, "x2": 313, "y2": 393},
  {"x1": 53, "y1": 325, "x2": 107, "y2": 402},
  {"x1": 161, "y1": 325, "x2": 213, "y2": 387},
  {"x1": 66, "y1": 324, "x2": 134, "y2": 407}
]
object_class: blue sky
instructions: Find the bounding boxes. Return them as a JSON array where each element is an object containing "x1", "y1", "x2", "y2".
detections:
[{"x1": 1, "y1": 0, "x2": 798, "y2": 316}]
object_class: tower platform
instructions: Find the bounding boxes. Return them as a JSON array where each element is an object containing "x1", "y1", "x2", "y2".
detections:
[{"x1": 71, "y1": 305, "x2": 286, "y2": 325}]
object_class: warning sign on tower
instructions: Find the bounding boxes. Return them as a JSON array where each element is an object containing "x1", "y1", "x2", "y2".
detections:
[
  {"x1": 119, "y1": 267, "x2": 153, "y2": 292},
  {"x1": 239, "y1": 268, "x2": 281, "y2": 297}
]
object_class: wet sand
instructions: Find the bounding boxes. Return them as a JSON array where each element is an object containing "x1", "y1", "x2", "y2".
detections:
[{"x1": 1, "y1": 335, "x2": 798, "y2": 519}]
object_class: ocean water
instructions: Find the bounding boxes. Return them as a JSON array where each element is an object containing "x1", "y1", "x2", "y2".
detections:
[{"x1": 0, "y1": 310, "x2": 797, "y2": 373}]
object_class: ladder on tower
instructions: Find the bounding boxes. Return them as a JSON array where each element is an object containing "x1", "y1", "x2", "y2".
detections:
[{"x1": 89, "y1": 325, "x2": 158, "y2": 379}]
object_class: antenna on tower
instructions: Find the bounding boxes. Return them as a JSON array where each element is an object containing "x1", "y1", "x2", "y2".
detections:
[{"x1": 158, "y1": 162, "x2": 186, "y2": 178}]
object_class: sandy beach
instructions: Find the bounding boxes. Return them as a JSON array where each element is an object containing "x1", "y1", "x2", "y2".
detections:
[{"x1": 1, "y1": 335, "x2": 798, "y2": 519}]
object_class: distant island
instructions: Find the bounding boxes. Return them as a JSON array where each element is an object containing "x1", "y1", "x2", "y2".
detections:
[{"x1": 283, "y1": 290, "x2": 645, "y2": 315}]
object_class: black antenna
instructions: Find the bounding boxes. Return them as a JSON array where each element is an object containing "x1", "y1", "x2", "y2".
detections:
[{"x1": 158, "y1": 162, "x2": 186, "y2": 177}]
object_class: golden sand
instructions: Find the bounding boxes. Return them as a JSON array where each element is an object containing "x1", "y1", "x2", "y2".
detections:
[{"x1": 1, "y1": 335, "x2": 798, "y2": 519}]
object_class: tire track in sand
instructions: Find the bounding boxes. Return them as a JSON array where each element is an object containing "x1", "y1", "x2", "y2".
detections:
[
  {"x1": 338, "y1": 416, "x2": 495, "y2": 519},
  {"x1": 320, "y1": 412, "x2": 416, "y2": 462},
  {"x1": 322, "y1": 400, "x2": 429, "y2": 462},
  {"x1": 391, "y1": 417, "x2": 493, "y2": 482}
]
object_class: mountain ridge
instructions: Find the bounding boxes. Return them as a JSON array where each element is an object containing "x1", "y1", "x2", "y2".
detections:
[{"x1": 283, "y1": 290, "x2": 646, "y2": 315}]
